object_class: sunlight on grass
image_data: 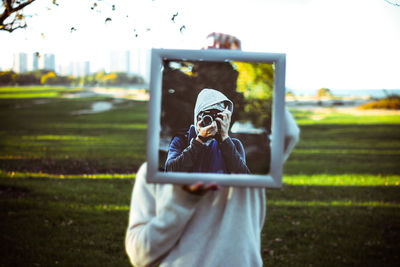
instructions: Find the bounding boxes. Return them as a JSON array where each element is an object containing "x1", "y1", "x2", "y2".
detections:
[
  {"x1": 1, "y1": 170, "x2": 399, "y2": 186},
  {"x1": 0, "y1": 86, "x2": 81, "y2": 92},
  {"x1": 68, "y1": 201, "x2": 400, "y2": 211},
  {"x1": 67, "y1": 201, "x2": 400, "y2": 211},
  {"x1": 293, "y1": 149, "x2": 400, "y2": 155},
  {"x1": 0, "y1": 155, "x2": 39, "y2": 159},
  {"x1": 22, "y1": 135, "x2": 102, "y2": 141},
  {"x1": 0, "y1": 170, "x2": 136, "y2": 179},
  {"x1": 5, "y1": 134, "x2": 137, "y2": 150},
  {"x1": 284, "y1": 174, "x2": 400, "y2": 186},
  {"x1": 291, "y1": 109, "x2": 400, "y2": 125},
  {"x1": 68, "y1": 203, "x2": 130, "y2": 211},
  {"x1": 0, "y1": 86, "x2": 84, "y2": 99},
  {"x1": 50, "y1": 123, "x2": 147, "y2": 130},
  {"x1": 0, "y1": 92, "x2": 60, "y2": 98},
  {"x1": 268, "y1": 200, "x2": 400, "y2": 208}
]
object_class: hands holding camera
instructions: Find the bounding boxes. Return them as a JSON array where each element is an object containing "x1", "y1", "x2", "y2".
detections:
[
  {"x1": 215, "y1": 107, "x2": 231, "y2": 142},
  {"x1": 196, "y1": 120, "x2": 218, "y2": 142},
  {"x1": 185, "y1": 108, "x2": 231, "y2": 195},
  {"x1": 196, "y1": 107, "x2": 232, "y2": 144}
]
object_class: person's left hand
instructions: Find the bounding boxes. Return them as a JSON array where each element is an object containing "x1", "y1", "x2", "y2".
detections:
[
  {"x1": 215, "y1": 107, "x2": 231, "y2": 142},
  {"x1": 181, "y1": 182, "x2": 220, "y2": 196}
]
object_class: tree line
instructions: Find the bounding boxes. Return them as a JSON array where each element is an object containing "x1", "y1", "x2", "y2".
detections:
[{"x1": 0, "y1": 70, "x2": 145, "y2": 86}]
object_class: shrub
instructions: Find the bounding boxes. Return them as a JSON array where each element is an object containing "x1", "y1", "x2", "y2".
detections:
[
  {"x1": 317, "y1": 88, "x2": 332, "y2": 98},
  {"x1": 359, "y1": 95, "x2": 400, "y2": 110}
]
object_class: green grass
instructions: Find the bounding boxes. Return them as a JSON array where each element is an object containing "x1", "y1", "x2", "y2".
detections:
[
  {"x1": 287, "y1": 109, "x2": 400, "y2": 176},
  {"x1": 291, "y1": 108, "x2": 400, "y2": 124},
  {"x1": 284, "y1": 174, "x2": 400, "y2": 186},
  {"x1": 263, "y1": 188, "x2": 399, "y2": 266},
  {"x1": 1, "y1": 87, "x2": 400, "y2": 266},
  {"x1": 0, "y1": 97, "x2": 147, "y2": 174},
  {"x1": 0, "y1": 86, "x2": 84, "y2": 98},
  {"x1": 0, "y1": 178, "x2": 133, "y2": 267}
]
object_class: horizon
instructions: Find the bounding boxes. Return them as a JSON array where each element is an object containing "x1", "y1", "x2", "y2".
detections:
[
  {"x1": 3, "y1": 49, "x2": 400, "y2": 96},
  {"x1": 1, "y1": 0, "x2": 399, "y2": 91}
]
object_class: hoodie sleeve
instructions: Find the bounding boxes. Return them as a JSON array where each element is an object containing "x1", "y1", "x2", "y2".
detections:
[
  {"x1": 125, "y1": 163, "x2": 202, "y2": 267},
  {"x1": 283, "y1": 107, "x2": 300, "y2": 162},
  {"x1": 220, "y1": 137, "x2": 250, "y2": 174},
  {"x1": 165, "y1": 136, "x2": 206, "y2": 172}
]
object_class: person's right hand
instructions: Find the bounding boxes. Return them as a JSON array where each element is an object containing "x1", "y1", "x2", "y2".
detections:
[
  {"x1": 196, "y1": 120, "x2": 218, "y2": 143},
  {"x1": 181, "y1": 182, "x2": 220, "y2": 196}
]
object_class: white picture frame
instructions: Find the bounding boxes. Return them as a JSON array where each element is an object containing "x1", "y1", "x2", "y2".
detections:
[{"x1": 146, "y1": 48, "x2": 286, "y2": 188}]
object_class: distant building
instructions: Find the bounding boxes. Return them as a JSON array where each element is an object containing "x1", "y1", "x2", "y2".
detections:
[
  {"x1": 67, "y1": 62, "x2": 74, "y2": 76},
  {"x1": 83, "y1": 61, "x2": 90, "y2": 76},
  {"x1": 74, "y1": 61, "x2": 90, "y2": 77},
  {"x1": 110, "y1": 50, "x2": 130, "y2": 73},
  {"x1": 131, "y1": 48, "x2": 151, "y2": 82},
  {"x1": 27, "y1": 52, "x2": 39, "y2": 72},
  {"x1": 13, "y1": 52, "x2": 55, "y2": 73},
  {"x1": 39, "y1": 53, "x2": 56, "y2": 71},
  {"x1": 58, "y1": 61, "x2": 90, "y2": 77},
  {"x1": 13, "y1": 53, "x2": 28, "y2": 73},
  {"x1": 57, "y1": 63, "x2": 72, "y2": 76}
]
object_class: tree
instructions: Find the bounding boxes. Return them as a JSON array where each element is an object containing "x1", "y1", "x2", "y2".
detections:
[
  {"x1": 1, "y1": 0, "x2": 185, "y2": 34},
  {"x1": 14, "y1": 72, "x2": 39, "y2": 85},
  {"x1": 0, "y1": 0, "x2": 36, "y2": 32},
  {"x1": 0, "y1": 71, "x2": 15, "y2": 85},
  {"x1": 0, "y1": 70, "x2": 44, "y2": 85},
  {"x1": 40, "y1": 71, "x2": 57, "y2": 84},
  {"x1": 286, "y1": 90, "x2": 295, "y2": 98},
  {"x1": 317, "y1": 88, "x2": 332, "y2": 98},
  {"x1": 97, "y1": 72, "x2": 144, "y2": 86},
  {"x1": 234, "y1": 62, "x2": 274, "y2": 130},
  {"x1": 40, "y1": 71, "x2": 71, "y2": 85}
]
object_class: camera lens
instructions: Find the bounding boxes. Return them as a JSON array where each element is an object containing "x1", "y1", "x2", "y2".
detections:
[{"x1": 202, "y1": 115, "x2": 213, "y2": 126}]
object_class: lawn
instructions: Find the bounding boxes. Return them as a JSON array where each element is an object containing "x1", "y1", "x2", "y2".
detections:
[
  {"x1": 0, "y1": 86, "x2": 84, "y2": 99},
  {"x1": 0, "y1": 87, "x2": 399, "y2": 266},
  {"x1": 0, "y1": 95, "x2": 147, "y2": 174}
]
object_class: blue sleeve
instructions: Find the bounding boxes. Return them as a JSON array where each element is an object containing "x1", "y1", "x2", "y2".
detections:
[
  {"x1": 165, "y1": 136, "x2": 206, "y2": 172},
  {"x1": 220, "y1": 137, "x2": 250, "y2": 174},
  {"x1": 166, "y1": 136, "x2": 187, "y2": 163}
]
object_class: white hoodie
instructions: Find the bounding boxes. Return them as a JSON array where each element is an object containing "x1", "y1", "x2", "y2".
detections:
[{"x1": 125, "y1": 109, "x2": 300, "y2": 267}]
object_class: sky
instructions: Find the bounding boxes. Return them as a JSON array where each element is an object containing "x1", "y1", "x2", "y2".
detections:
[{"x1": 1, "y1": 0, "x2": 399, "y2": 92}]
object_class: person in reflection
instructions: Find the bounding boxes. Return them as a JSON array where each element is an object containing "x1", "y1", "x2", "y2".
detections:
[
  {"x1": 165, "y1": 88, "x2": 250, "y2": 174},
  {"x1": 125, "y1": 33, "x2": 300, "y2": 267}
]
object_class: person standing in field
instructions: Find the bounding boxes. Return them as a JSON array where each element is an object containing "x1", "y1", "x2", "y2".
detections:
[{"x1": 125, "y1": 33, "x2": 300, "y2": 266}]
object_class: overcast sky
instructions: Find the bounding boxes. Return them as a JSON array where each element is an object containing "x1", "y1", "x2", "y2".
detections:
[{"x1": 1, "y1": 0, "x2": 399, "y2": 91}]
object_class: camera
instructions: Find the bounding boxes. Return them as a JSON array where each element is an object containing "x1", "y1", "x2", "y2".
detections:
[{"x1": 199, "y1": 109, "x2": 222, "y2": 127}]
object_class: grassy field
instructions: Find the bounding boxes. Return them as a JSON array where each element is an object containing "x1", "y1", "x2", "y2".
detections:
[
  {"x1": 0, "y1": 86, "x2": 84, "y2": 99},
  {"x1": 0, "y1": 94, "x2": 147, "y2": 174},
  {"x1": 0, "y1": 87, "x2": 399, "y2": 266}
]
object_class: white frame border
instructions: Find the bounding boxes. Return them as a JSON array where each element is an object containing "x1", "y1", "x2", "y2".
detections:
[{"x1": 146, "y1": 48, "x2": 286, "y2": 188}]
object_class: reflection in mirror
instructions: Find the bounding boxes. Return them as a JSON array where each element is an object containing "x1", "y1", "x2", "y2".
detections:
[{"x1": 158, "y1": 60, "x2": 275, "y2": 175}]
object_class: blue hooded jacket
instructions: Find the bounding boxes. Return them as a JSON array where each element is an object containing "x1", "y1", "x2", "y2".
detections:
[{"x1": 165, "y1": 89, "x2": 249, "y2": 174}]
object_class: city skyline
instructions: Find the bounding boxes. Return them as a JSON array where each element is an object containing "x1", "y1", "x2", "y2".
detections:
[
  {"x1": 7, "y1": 48, "x2": 151, "y2": 82},
  {"x1": 12, "y1": 52, "x2": 55, "y2": 73}
]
